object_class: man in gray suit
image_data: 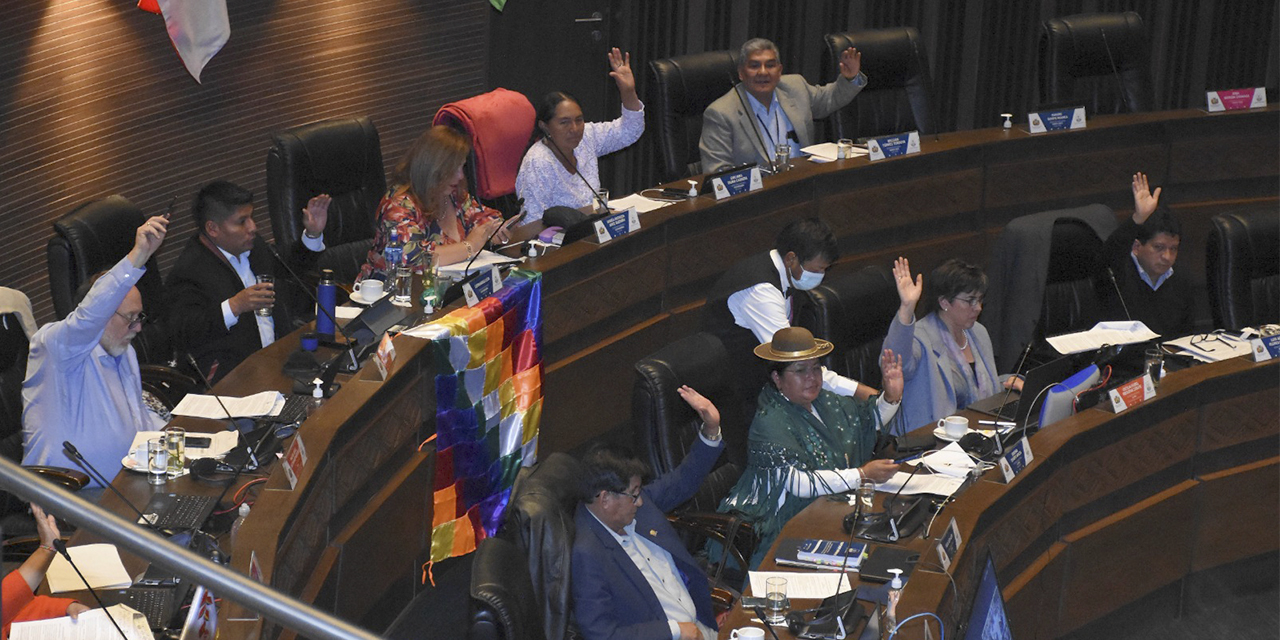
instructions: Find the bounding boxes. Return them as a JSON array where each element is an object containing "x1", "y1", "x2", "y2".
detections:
[{"x1": 699, "y1": 38, "x2": 866, "y2": 173}]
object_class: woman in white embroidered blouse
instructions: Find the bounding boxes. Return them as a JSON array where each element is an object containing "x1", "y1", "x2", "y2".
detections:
[{"x1": 515, "y1": 47, "x2": 645, "y2": 224}]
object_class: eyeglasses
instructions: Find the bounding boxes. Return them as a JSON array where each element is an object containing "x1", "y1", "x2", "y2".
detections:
[
  {"x1": 953, "y1": 295, "x2": 985, "y2": 307},
  {"x1": 612, "y1": 488, "x2": 641, "y2": 504},
  {"x1": 783, "y1": 364, "x2": 823, "y2": 377},
  {"x1": 114, "y1": 311, "x2": 148, "y2": 328},
  {"x1": 1190, "y1": 332, "x2": 1227, "y2": 352}
]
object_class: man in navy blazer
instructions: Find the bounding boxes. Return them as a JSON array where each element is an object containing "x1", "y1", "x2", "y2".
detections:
[{"x1": 572, "y1": 386, "x2": 724, "y2": 640}]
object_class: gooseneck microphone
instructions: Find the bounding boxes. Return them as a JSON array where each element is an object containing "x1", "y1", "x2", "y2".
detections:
[
  {"x1": 1099, "y1": 27, "x2": 1132, "y2": 113},
  {"x1": 459, "y1": 202, "x2": 523, "y2": 278},
  {"x1": 51, "y1": 540, "x2": 130, "y2": 640},
  {"x1": 264, "y1": 242, "x2": 360, "y2": 387},
  {"x1": 1106, "y1": 266, "x2": 1133, "y2": 321},
  {"x1": 62, "y1": 442, "x2": 152, "y2": 527},
  {"x1": 185, "y1": 354, "x2": 236, "y2": 428},
  {"x1": 540, "y1": 132, "x2": 612, "y2": 215},
  {"x1": 726, "y1": 61, "x2": 778, "y2": 174}
]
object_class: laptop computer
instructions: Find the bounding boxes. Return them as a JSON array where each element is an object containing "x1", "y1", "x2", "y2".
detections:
[
  {"x1": 99, "y1": 577, "x2": 195, "y2": 631},
  {"x1": 137, "y1": 493, "x2": 218, "y2": 531},
  {"x1": 967, "y1": 354, "x2": 1076, "y2": 427}
]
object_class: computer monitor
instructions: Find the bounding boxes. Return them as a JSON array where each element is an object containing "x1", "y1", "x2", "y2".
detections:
[{"x1": 962, "y1": 552, "x2": 1015, "y2": 640}]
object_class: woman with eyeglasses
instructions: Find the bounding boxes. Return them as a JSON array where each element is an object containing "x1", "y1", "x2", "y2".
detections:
[
  {"x1": 717, "y1": 326, "x2": 903, "y2": 569},
  {"x1": 884, "y1": 257, "x2": 1022, "y2": 435}
]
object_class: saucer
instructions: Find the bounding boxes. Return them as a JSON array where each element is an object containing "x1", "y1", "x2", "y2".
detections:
[
  {"x1": 350, "y1": 290, "x2": 384, "y2": 305},
  {"x1": 933, "y1": 426, "x2": 970, "y2": 442},
  {"x1": 121, "y1": 456, "x2": 146, "y2": 472}
]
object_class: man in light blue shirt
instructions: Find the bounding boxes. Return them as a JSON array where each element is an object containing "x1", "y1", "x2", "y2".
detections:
[{"x1": 22, "y1": 215, "x2": 170, "y2": 483}]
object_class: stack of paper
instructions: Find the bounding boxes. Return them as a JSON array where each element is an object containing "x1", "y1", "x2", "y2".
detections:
[
  {"x1": 46, "y1": 543, "x2": 132, "y2": 593},
  {"x1": 748, "y1": 571, "x2": 854, "y2": 598},
  {"x1": 875, "y1": 470, "x2": 966, "y2": 497},
  {"x1": 1163, "y1": 332, "x2": 1252, "y2": 362},
  {"x1": 172, "y1": 391, "x2": 283, "y2": 419},
  {"x1": 1046, "y1": 321, "x2": 1159, "y2": 354},
  {"x1": 10, "y1": 604, "x2": 154, "y2": 640},
  {"x1": 437, "y1": 250, "x2": 521, "y2": 278},
  {"x1": 608, "y1": 193, "x2": 674, "y2": 214}
]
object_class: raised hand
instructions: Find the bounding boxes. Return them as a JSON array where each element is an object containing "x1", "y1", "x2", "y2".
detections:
[
  {"x1": 229, "y1": 282, "x2": 274, "y2": 316},
  {"x1": 128, "y1": 215, "x2": 170, "y2": 268},
  {"x1": 892, "y1": 257, "x2": 923, "y2": 323},
  {"x1": 1131, "y1": 172, "x2": 1161, "y2": 224},
  {"x1": 607, "y1": 47, "x2": 642, "y2": 111},
  {"x1": 677, "y1": 385, "x2": 721, "y2": 438},
  {"x1": 31, "y1": 503, "x2": 60, "y2": 548},
  {"x1": 838, "y1": 46, "x2": 863, "y2": 80},
  {"x1": 302, "y1": 193, "x2": 331, "y2": 238},
  {"x1": 879, "y1": 348, "x2": 903, "y2": 404}
]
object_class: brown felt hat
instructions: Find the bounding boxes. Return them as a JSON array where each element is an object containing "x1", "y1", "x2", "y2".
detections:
[{"x1": 753, "y1": 326, "x2": 833, "y2": 362}]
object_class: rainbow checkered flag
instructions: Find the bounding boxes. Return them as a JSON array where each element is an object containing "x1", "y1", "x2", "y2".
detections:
[{"x1": 423, "y1": 270, "x2": 542, "y2": 564}]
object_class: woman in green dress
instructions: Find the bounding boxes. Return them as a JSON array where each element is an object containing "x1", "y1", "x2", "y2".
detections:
[{"x1": 719, "y1": 326, "x2": 903, "y2": 568}]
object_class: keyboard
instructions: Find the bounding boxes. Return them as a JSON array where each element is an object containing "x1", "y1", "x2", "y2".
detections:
[
  {"x1": 988, "y1": 399, "x2": 1020, "y2": 422},
  {"x1": 139, "y1": 494, "x2": 217, "y2": 530},
  {"x1": 264, "y1": 394, "x2": 311, "y2": 424},
  {"x1": 101, "y1": 581, "x2": 192, "y2": 630}
]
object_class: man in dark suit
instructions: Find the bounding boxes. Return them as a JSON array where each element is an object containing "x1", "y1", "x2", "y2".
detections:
[
  {"x1": 572, "y1": 386, "x2": 723, "y2": 640},
  {"x1": 166, "y1": 180, "x2": 329, "y2": 382}
]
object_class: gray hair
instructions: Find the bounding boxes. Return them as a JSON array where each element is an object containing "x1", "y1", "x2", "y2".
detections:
[{"x1": 739, "y1": 38, "x2": 780, "y2": 66}]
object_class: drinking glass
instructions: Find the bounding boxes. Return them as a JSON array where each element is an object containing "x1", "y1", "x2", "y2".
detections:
[
  {"x1": 255, "y1": 274, "x2": 274, "y2": 317},
  {"x1": 837, "y1": 138, "x2": 854, "y2": 159},
  {"x1": 773, "y1": 144, "x2": 791, "y2": 172},
  {"x1": 147, "y1": 438, "x2": 168, "y2": 485},
  {"x1": 164, "y1": 427, "x2": 185, "y2": 478},
  {"x1": 1144, "y1": 347, "x2": 1164, "y2": 388},
  {"x1": 764, "y1": 576, "x2": 788, "y2": 624}
]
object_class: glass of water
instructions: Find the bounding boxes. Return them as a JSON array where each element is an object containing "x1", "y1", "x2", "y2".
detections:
[
  {"x1": 164, "y1": 427, "x2": 185, "y2": 478},
  {"x1": 774, "y1": 144, "x2": 791, "y2": 172},
  {"x1": 393, "y1": 256, "x2": 413, "y2": 306},
  {"x1": 765, "y1": 576, "x2": 788, "y2": 624},
  {"x1": 255, "y1": 274, "x2": 274, "y2": 317},
  {"x1": 147, "y1": 438, "x2": 168, "y2": 485},
  {"x1": 595, "y1": 188, "x2": 610, "y2": 213},
  {"x1": 858, "y1": 477, "x2": 877, "y2": 512},
  {"x1": 837, "y1": 138, "x2": 854, "y2": 159}
]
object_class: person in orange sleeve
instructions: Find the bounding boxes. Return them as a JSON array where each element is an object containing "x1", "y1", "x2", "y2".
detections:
[{"x1": 2, "y1": 504, "x2": 89, "y2": 638}]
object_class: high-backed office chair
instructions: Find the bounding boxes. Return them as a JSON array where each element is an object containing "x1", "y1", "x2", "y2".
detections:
[
  {"x1": 434, "y1": 88, "x2": 536, "y2": 216},
  {"x1": 1206, "y1": 210, "x2": 1280, "y2": 331},
  {"x1": 45, "y1": 195, "x2": 171, "y2": 365},
  {"x1": 632, "y1": 332, "x2": 755, "y2": 589},
  {"x1": 0, "y1": 311, "x2": 29, "y2": 462},
  {"x1": 468, "y1": 536, "x2": 546, "y2": 640},
  {"x1": 983, "y1": 204, "x2": 1117, "y2": 370},
  {"x1": 266, "y1": 116, "x2": 387, "y2": 283},
  {"x1": 1038, "y1": 12, "x2": 1154, "y2": 114},
  {"x1": 822, "y1": 28, "x2": 935, "y2": 140},
  {"x1": 796, "y1": 265, "x2": 899, "y2": 392},
  {"x1": 648, "y1": 51, "x2": 738, "y2": 181}
]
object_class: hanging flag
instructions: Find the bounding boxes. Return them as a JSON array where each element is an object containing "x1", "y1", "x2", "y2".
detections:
[
  {"x1": 152, "y1": 0, "x2": 231, "y2": 83},
  {"x1": 422, "y1": 270, "x2": 542, "y2": 565},
  {"x1": 137, "y1": 0, "x2": 161, "y2": 15},
  {"x1": 178, "y1": 585, "x2": 217, "y2": 640}
]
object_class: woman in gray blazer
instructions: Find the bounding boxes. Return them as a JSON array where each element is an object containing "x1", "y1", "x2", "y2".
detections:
[{"x1": 882, "y1": 257, "x2": 1019, "y2": 435}]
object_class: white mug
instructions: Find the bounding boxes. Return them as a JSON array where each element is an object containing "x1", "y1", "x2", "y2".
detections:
[
  {"x1": 352, "y1": 279, "x2": 384, "y2": 301},
  {"x1": 938, "y1": 415, "x2": 969, "y2": 439},
  {"x1": 730, "y1": 628, "x2": 766, "y2": 639}
]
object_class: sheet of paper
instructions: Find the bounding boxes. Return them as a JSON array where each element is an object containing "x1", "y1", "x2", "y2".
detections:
[
  {"x1": 1046, "y1": 321, "x2": 1159, "y2": 354},
  {"x1": 127, "y1": 430, "x2": 238, "y2": 461},
  {"x1": 10, "y1": 603, "x2": 154, "y2": 640},
  {"x1": 801, "y1": 142, "x2": 870, "y2": 162},
  {"x1": 46, "y1": 544, "x2": 133, "y2": 593},
  {"x1": 437, "y1": 250, "x2": 521, "y2": 278},
  {"x1": 1163, "y1": 333, "x2": 1252, "y2": 362},
  {"x1": 911, "y1": 443, "x2": 978, "y2": 478},
  {"x1": 171, "y1": 391, "x2": 283, "y2": 419},
  {"x1": 608, "y1": 193, "x2": 673, "y2": 214},
  {"x1": 748, "y1": 570, "x2": 855, "y2": 598},
  {"x1": 334, "y1": 306, "x2": 362, "y2": 320},
  {"x1": 874, "y1": 470, "x2": 966, "y2": 496}
]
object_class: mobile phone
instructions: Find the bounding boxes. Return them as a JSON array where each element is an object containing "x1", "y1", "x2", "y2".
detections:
[
  {"x1": 163, "y1": 195, "x2": 177, "y2": 220},
  {"x1": 185, "y1": 436, "x2": 212, "y2": 448}
]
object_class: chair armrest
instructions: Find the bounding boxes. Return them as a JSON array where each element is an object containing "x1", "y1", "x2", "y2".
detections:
[{"x1": 24, "y1": 466, "x2": 90, "y2": 491}]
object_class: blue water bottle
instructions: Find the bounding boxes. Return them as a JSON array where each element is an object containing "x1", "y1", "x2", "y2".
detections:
[{"x1": 316, "y1": 268, "x2": 336, "y2": 338}]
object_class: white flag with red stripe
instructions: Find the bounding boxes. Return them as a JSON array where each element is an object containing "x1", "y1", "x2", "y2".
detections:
[{"x1": 155, "y1": 0, "x2": 230, "y2": 83}]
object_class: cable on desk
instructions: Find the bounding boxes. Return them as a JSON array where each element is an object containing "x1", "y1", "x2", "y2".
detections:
[
  {"x1": 213, "y1": 477, "x2": 267, "y2": 515},
  {"x1": 889, "y1": 611, "x2": 944, "y2": 640},
  {"x1": 916, "y1": 559, "x2": 960, "y2": 638},
  {"x1": 418, "y1": 433, "x2": 436, "y2": 452}
]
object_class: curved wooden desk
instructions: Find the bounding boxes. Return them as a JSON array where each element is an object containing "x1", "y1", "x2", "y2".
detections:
[
  {"x1": 529, "y1": 106, "x2": 1278, "y2": 454},
  {"x1": 721, "y1": 356, "x2": 1278, "y2": 639}
]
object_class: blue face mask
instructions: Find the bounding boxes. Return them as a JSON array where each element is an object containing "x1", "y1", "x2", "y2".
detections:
[{"x1": 791, "y1": 267, "x2": 824, "y2": 291}]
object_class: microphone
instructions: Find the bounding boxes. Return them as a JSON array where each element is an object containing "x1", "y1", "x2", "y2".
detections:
[
  {"x1": 540, "y1": 132, "x2": 612, "y2": 215},
  {"x1": 1099, "y1": 27, "x2": 1132, "y2": 113},
  {"x1": 726, "y1": 60, "x2": 778, "y2": 174},
  {"x1": 264, "y1": 242, "x2": 359, "y2": 392},
  {"x1": 51, "y1": 540, "x2": 130, "y2": 640},
  {"x1": 459, "y1": 205, "x2": 522, "y2": 278},
  {"x1": 184, "y1": 354, "x2": 236, "y2": 428},
  {"x1": 1106, "y1": 266, "x2": 1133, "y2": 321},
  {"x1": 995, "y1": 341, "x2": 1033, "y2": 421},
  {"x1": 61, "y1": 441, "x2": 153, "y2": 527}
]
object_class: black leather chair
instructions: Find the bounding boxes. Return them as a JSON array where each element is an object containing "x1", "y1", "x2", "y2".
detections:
[
  {"x1": 1038, "y1": 12, "x2": 1154, "y2": 114},
  {"x1": 468, "y1": 536, "x2": 546, "y2": 640},
  {"x1": 498, "y1": 452, "x2": 582, "y2": 640},
  {"x1": 797, "y1": 265, "x2": 899, "y2": 393},
  {"x1": 648, "y1": 50, "x2": 738, "y2": 182},
  {"x1": 1206, "y1": 210, "x2": 1280, "y2": 331},
  {"x1": 822, "y1": 28, "x2": 935, "y2": 140},
  {"x1": 45, "y1": 195, "x2": 171, "y2": 365},
  {"x1": 0, "y1": 312, "x2": 28, "y2": 462},
  {"x1": 1038, "y1": 219, "x2": 1107, "y2": 340},
  {"x1": 266, "y1": 116, "x2": 387, "y2": 283}
]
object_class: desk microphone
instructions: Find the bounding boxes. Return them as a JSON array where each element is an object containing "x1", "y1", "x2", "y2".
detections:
[
  {"x1": 184, "y1": 354, "x2": 237, "y2": 429},
  {"x1": 1106, "y1": 267, "x2": 1133, "y2": 321},
  {"x1": 726, "y1": 61, "x2": 778, "y2": 174},
  {"x1": 264, "y1": 242, "x2": 359, "y2": 393},
  {"x1": 61, "y1": 441, "x2": 153, "y2": 527},
  {"x1": 460, "y1": 202, "x2": 525, "y2": 277},
  {"x1": 1099, "y1": 27, "x2": 1132, "y2": 113},
  {"x1": 51, "y1": 540, "x2": 129, "y2": 640}
]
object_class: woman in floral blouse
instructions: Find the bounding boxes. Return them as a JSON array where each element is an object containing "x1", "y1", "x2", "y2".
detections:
[{"x1": 359, "y1": 126, "x2": 507, "y2": 280}]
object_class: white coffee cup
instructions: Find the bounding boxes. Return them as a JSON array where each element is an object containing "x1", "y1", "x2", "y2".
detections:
[
  {"x1": 352, "y1": 279, "x2": 384, "y2": 302},
  {"x1": 730, "y1": 628, "x2": 766, "y2": 639},
  {"x1": 938, "y1": 415, "x2": 969, "y2": 439}
]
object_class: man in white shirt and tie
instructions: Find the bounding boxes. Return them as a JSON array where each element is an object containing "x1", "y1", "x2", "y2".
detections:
[{"x1": 166, "y1": 180, "x2": 329, "y2": 382}]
